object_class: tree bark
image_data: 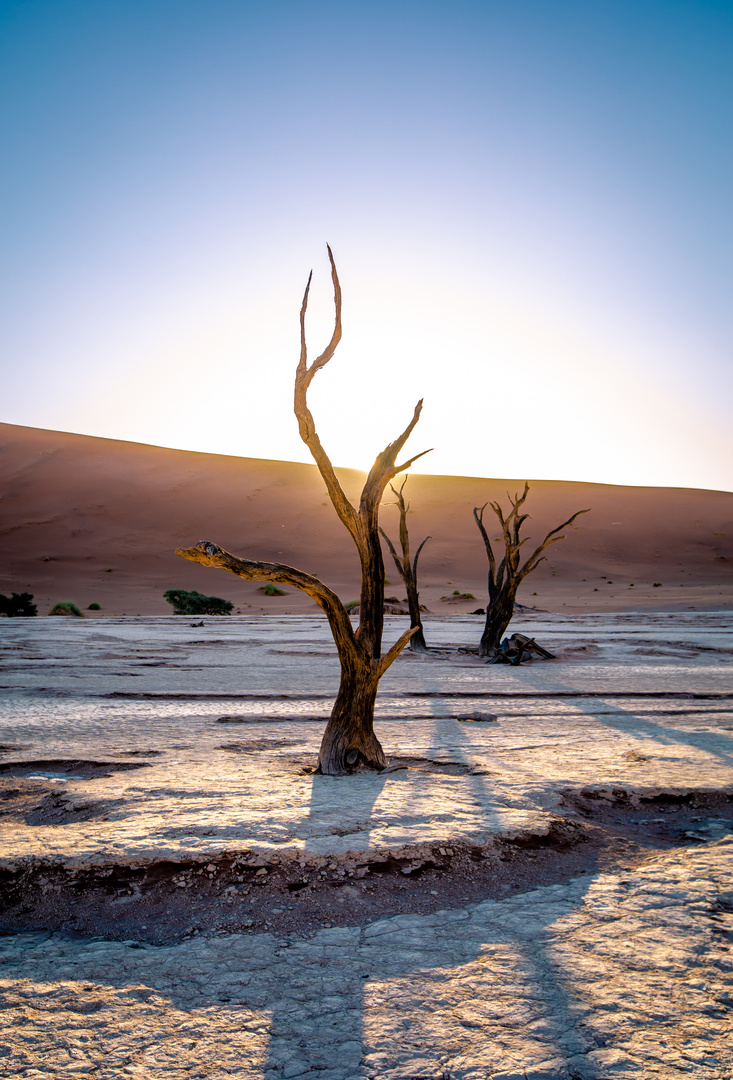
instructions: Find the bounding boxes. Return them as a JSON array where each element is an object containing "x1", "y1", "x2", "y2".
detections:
[
  {"x1": 176, "y1": 541, "x2": 418, "y2": 773},
  {"x1": 474, "y1": 485, "x2": 589, "y2": 658},
  {"x1": 317, "y1": 657, "x2": 385, "y2": 772},
  {"x1": 478, "y1": 589, "x2": 518, "y2": 656},
  {"x1": 177, "y1": 248, "x2": 429, "y2": 774},
  {"x1": 379, "y1": 477, "x2": 431, "y2": 653}
]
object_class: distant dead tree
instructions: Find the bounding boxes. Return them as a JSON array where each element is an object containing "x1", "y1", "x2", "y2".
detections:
[
  {"x1": 473, "y1": 484, "x2": 589, "y2": 657},
  {"x1": 177, "y1": 247, "x2": 429, "y2": 775},
  {"x1": 379, "y1": 477, "x2": 431, "y2": 653}
]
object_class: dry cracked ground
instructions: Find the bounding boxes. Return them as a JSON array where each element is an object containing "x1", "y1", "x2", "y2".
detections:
[{"x1": 0, "y1": 610, "x2": 732, "y2": 1079}]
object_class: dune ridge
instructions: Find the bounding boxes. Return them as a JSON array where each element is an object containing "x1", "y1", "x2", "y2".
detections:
[{"x1": 0, "y1": 422, "x2": 731, "y2": 617}]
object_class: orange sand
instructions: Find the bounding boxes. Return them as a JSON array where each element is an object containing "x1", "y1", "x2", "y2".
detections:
[{"x1": 1, "y1": 422, "x2": 731, "y2": 617}]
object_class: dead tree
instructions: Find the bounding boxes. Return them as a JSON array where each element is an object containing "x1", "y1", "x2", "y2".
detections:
[
  {"x1": 177, "y1": 247, "x2": 429, "y2": 775},
  {"x1": 487, "y1": 633, "x2": 555, "y2": 665},
  {"x1": 379, "y1": 477, "x2": 431, "y2": 653},
  {"x1": 473, "y1": 484, "x2": 589, "y2": 657}
]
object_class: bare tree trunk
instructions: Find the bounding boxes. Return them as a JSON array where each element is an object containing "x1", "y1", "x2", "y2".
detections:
[
  {"x1": 478, "y1": 590, "x2": 517, "y2": 655},
  {"x1": 318, "y1": 656, "x2": 384, "y2": 773},
  {"x1": 474, "y1": 485, "x2": 589, "y2": 659},
  {"x1": 403, "y1": 575, "x2": 427, "y2": 653},
  {"x1": 379, "y1": 477, "x2": 431, "y2": 653},
  {"x1": 178, "y1": 248, "x2": 430, "y2": 774}
]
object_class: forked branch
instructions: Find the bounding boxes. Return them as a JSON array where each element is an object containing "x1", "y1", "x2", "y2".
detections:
[
  {"x1": 412, "y1": 535, "x2": 431, "y2": 580},
  {"x1": 473, "y1": 484, "x2": 590, "y2": 656},
  {"x1": 294, "y1": 246, "x2": 356, "y2": 538},
  {"x1": 378, "y1": 626, "x2": 420, "y2": 675},
  {"x1": 379, "y1": 476, "x2": 431, "y2": 652},
  {"x1": 362, "y1": 404, "x2": 432, "y2": 513},
  {"x1": 519, "y1": 507, "x2": 590, "y2": 580},
  {"x1": 473, "y1": 503, "x2": 497, "y2": 591},
  {"x1": 379, "y1": 528, "x2": 405, "y2": 581},
  {"x1": 293, "y1": 245, "x2": 431, "y2": 536}
]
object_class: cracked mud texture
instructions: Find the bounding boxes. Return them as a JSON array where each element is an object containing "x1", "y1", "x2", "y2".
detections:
[
  {"x1": 0, "y1": 611, "x2": 732, "y2": 1077},
  {"x1": 1, "y1": 841, "x2": 731, "y2": 1079}
]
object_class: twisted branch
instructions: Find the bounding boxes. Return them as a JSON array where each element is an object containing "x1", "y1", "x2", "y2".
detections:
[
  {"x1": 294, "y1": 246, "x2": 356, "y2": 539},
  {"x1": 176, "y1": 541, "x2": 356, "y2": 648}
]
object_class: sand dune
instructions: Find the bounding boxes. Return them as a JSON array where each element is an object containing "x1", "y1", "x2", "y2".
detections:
[{"x1": 0, "y1": 421, "x2": 731, "y2": 617}]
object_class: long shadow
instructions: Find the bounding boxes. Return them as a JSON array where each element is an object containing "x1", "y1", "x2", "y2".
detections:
[
  {"x1": 255, "y1": 671, "x2": 733, "y2": 1076},
  {"x1": 534, "y1": 674, "x2": 733, "y2": 769},
  {"x1": 304, "y1": 769, "x2": 393, "y2": 854},
  {"x1": 4, "y1": 861, "x2": 599, "y2": 1079},
  {"x1": 7, "y1": 626, "x2": 728, "y2": 1072},
  {"x1": 256, "y1": 695, "x2": 597, "y2": 1078},
  {"x1": 17, "y1": 666, "x2": 725, "y2": 1075},
  {"x1": 10, "y1": 679, "x2": 702, "y2": 1077}
]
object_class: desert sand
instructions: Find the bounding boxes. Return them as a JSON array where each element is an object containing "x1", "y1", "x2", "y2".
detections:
[{"x1": 1, "y1": 421, "x2": 731, "y2": 617}]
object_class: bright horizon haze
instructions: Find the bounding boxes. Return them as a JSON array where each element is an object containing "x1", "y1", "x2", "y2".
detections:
[{"x1": 1, "y1": 1, "x2": 731, "y2": 492}]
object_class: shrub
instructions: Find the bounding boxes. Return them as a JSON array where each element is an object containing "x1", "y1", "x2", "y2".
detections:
[
  {"x1": 88, "y1": 602, "x2": 101, "y2": 610},
  {"x1": 49, "y1": 601, "x2": 83, "y2": 617},
  {"x1": 258, "y1": 584, "x2": 286, "y2": 596},
  {"x1": 0, "y1": 592, "x2": 37, "y2": 617},
  {"x1": 163, "y1": 589, "x2": 234, "y2": 615}
]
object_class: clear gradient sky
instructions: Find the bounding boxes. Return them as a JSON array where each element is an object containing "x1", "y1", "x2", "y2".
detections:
[{"x1": 1, "y1": 0, "x2": 731, "y2": 490}]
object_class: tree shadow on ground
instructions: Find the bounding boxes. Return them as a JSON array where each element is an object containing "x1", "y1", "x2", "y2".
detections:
[
  {"x1": 3, "y1": 864, "x2": 600, "y2": 1080},
  {"x1": 531, "y1": 678, "x2": 733, "y2": 770},
  {"x1": 252, "y1": 730, "x2": 600, "y2": 1078}
]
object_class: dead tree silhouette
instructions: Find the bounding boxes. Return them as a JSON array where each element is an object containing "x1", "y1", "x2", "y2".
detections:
[
  {"x1": 177, "y1": 247, "x2": 430, "y2": 775},
  {"x1": 474, "y1": 484, "x2": 589, "y2": 657},
  {"x1": 379, "y1": 477, "x2": 431, "y2": 653}
]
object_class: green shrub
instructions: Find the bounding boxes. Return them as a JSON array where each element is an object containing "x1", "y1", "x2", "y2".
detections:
[
  {"x1": 258, "y1": 584, "x2": 286, "y2": 597},
  {"x1": 0, "y1": 592, "x2": 37, "y2": 617},
  {"x1": 163, "y1": 589, "x2": 234, "y2": 615},
  {"x1": 88, "y1": 602, "x2": 101, "y2": 610},
  {"x1": 49, "y1": 601, "x2": 83, "y2": 617}
]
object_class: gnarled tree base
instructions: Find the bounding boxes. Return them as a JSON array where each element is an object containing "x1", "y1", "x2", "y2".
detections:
[
  {"x1": 408, "y1": 628, "x2": 428, "y2": 654},
  {"x1": 316, "y1": 668, "x2": 386, "y2": 775},
  {"x1": 478, "y1": 606, "x2": 515, "y2": 657}
]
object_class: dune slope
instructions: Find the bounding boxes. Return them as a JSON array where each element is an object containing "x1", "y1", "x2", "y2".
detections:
[{"x1": 0, "y1": 422, "x2": 731, "y2": 616}]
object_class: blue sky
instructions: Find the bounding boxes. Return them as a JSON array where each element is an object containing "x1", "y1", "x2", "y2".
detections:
[{"x1": 1, "y1": 0, "x2": 731, "y2": 489}]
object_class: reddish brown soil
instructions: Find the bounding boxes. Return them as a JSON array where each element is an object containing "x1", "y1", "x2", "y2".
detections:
[{"x1": 1, "y1": 782, "x2": 730, "y2": 946}]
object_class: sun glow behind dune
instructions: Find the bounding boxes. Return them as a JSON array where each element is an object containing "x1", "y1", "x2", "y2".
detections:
[
  {"x1": 72, "y1": 246, "x2": 728, "y2": 492},
  {"x1": 0, "y1": 1, "x2": 731, "y2": 491}
]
